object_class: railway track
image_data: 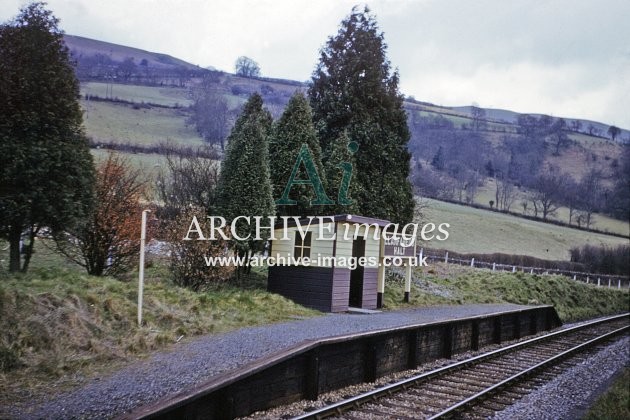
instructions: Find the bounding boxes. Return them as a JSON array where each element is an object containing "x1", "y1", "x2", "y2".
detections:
[{"x1": 292, "y1": 313, "x2": 629, "y2": 420}]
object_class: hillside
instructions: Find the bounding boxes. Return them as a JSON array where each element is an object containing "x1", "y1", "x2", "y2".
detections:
[
  {"x1": 421, "y1": 198, "x2": 628, "y2": 260},
  {"x1": 65, "y1": 35, "x2": 201, "y2": 71},
  {"x1": 68, "y1": 34, "x2": 629, "y2": 240}
]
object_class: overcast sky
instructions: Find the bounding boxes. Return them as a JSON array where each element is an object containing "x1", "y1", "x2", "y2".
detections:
[{"x1": 2, "y1": 0, "x2": 629, "y2": 128}]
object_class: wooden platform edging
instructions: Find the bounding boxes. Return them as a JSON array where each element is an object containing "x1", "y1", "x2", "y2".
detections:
[{"x1": 125, "y1": 306, "x2": 561, "y2": 420}]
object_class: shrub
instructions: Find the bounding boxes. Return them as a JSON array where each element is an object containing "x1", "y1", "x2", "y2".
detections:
[
  {"x1": 570, "y1": 244, "x2": 630, "y2": 275},
  {"x1": 166, "y1": 207, "x2": 233, "y2": 290}
]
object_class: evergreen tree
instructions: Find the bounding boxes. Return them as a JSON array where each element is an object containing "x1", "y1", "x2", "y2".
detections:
[
  {"x1": 0, "y1": 2, "x2": 95, "y2": 272},
  {"x1": 308, "y1": 6, "x2": 414, "y2": 224},
  {"x1": 323, "y1": 130, "x2": 360, "y2": 215},
  {"x1": 431, "y1": 146, "x2": 446, "y2": 170},
  {"x1": 269, "y1": 92, "x2": 327, "y2": 217},
  {"x1": 216, "y1": 93, "x2": 274, "y2": 255}
]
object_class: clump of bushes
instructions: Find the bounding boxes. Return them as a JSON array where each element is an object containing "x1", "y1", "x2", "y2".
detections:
[
  {"x1": 166, "y1": 207, "x2": 233, "y2": 290},
  {"x1": 570, "y1": 244, "x2": 630, "y2": 275}
]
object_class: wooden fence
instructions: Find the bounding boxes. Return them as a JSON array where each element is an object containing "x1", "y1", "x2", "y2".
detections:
[{"x1": 421, "y1": 249, "x2": 630, "y2": 290}]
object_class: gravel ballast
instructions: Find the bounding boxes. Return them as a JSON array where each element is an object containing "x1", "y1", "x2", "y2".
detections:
[
  {"x1": 2, "y1": 303, "x2": 529, "y2": 419},
  {"x1": 492, "y1": 336, "x2": 629, "y2": 420}
]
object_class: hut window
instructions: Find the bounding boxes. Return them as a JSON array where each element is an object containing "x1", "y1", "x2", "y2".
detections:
[{"x1": 294, "y1": 232, "x2": 312, "y2": 259}]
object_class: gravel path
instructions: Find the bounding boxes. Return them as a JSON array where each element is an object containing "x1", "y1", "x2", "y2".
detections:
[
  {"x1": 2, "y1": 303, "x2": 528, "y2": 419},
  {"x1": 492, "y1": 335, "x2": 629, "y2": 420}
]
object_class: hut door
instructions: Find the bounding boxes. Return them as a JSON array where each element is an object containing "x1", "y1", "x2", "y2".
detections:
[{"x1": 349, "y1": 238, "x2": 366, "y2": 307}]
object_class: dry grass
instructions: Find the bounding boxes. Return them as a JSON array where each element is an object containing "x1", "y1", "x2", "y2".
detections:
[{"x1": 0, "y1": 240, "x2": 317, "y2": 401}]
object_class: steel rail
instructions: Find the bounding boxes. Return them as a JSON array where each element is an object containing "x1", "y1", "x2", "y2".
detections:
[
  {"x1": 291, "y1": 313, "x2": 629, "y2": 420},
  {"x1": 428, "y1": 324, "x2": 629, "y2": 419}
]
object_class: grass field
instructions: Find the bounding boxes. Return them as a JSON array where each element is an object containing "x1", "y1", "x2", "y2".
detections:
[
  {"x1": 91, "y1": 149, "x2": 167, "y2": 186},
  {"x1": 82, "y1": 100, "x2": 204, "y2": 146},
  {"x1": 81, "y1": 82, "x2": 192, "y2": 107},
  {"x1": 421, "y1": 198, "x2": 628, "y2": 260},
  {"x1": 472, "y1": 179, "x2": 629, "y2": 237}
]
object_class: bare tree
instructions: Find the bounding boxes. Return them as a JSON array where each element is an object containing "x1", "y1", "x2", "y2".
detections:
[
  {"x1": 561, "y1": 178, "x2": 580, "y2": 225},
  {"x1": 578, "y1": 169, "x2": 603, "y2": 228},
  {"x1": 157, "y1": 149, "x2": 220, "y2": 216},
  {"x1": 234, "y1": 56, "x2": 260, "y2": 77},
  {"x1": 495, "y1": 176, "x2": 516, "y2": 211},
  {"x1": 607, "y1": 125, "x2": 621, "y2": 142},
  {"x1": 188, "y1": 74, "x2": 231, "y2": 151},
  {"x1": 55, "y1": 153, "x2": 146, "y2": 277},
  {"x1": 470, "y1": 104, "x2": 487, "y2": 131},
  {"x1": 117, "y1": 57, "x2": 137, "y2": 82},
  {"x1": 529, "y1": 168, "x2": 565, "y2": 220},
  {"x1": 550, "y1": 118, "x2": 570, "y2": 156}
]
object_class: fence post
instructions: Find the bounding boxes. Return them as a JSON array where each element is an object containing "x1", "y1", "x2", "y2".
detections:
[
  {"x1": 573, "y1": 275, "x2": 576, "y2": 281},
  {"x1": 492, "y1": 262, "x2": 496, "y2": 271},
  {"x1": 471, "y1": 258, "x2": 475, "y2": 267},
  {"x1": 586, "y1": 276, "x2": 589, "y2": 284},
  {"x1": 530, "y1": 268, "x2": 534, "y2": 274},
  {"x1": 597, "y1": 278, "x2": 601, "y2": 287},
  {"x1": 445, "y1": 252, "x2": 449, "y2": 264},
  {"x1": 618, "y1": 279, "x2": 621, "y2": 289},
  {"x1": 512, "y1": 266, "x2": 516, "y2": 273}
]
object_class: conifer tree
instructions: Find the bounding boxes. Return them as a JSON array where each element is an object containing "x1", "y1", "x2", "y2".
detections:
[
  {"x1": 323, "y1": 130, "x2": 360, "y2": 216},
  {"x1": 216, "y1": 93, "x2": 274, "y2": 255},
  {"x1": 269, "y1": 92, "x2": 327, "y2": 217},
  {"x1": 0, "y1": 2, "x2": 95, "y2": 272},
  {"x1": 309, "y1": 6, "x2": 414, "y2": 224}
]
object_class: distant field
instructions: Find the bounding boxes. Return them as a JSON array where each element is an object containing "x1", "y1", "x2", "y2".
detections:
[
  {"x1": 473, "y1": 179, "x2": 628, "y2": 236},
  {"x1": 81, "y1": 82, "x2": 192, "y2": 107},
  {"x1": 91, "y1": 149, "x2": 167, "y2": 192},
  {"x1": 421, "y1": 198, "x2": 628, "y2": 261},
  {"x1": 82, "y1": 100, "x2": 204, "y2": 146}
]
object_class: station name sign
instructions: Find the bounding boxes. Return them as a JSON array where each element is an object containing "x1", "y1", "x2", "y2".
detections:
[{"x1": 383, "y1": 235, "x2": 416, "y2": 257}]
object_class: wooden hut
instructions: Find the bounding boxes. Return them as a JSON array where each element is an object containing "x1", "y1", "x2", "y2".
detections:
[{"x1": 267, "y1": 214, "x2": 415, "y2": 312}]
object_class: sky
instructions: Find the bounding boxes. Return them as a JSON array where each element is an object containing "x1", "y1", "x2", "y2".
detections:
[{"x1": 2, "y1": 0, "x2": 629, "y2": 129}]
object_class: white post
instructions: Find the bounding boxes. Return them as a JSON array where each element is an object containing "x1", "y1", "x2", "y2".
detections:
[
  {"x1": 444, "y1": 252, "x2": 449, "y2": 264},
  {"x1": 573, "y1": 275, "x2": 576, "y2": 281},
  {"x1": 530, "y1": 268, "x2": 533, "y2": 274},
  {"x1": 512, "y1": 266, "x2": 516, "y2": 273},
  {"x1": 492, "y1": 262, "x2": 496, "y2": 271},
  {"x1": 586, "y1": 276, "x2": 590, "y2": 284},
  {"x1": 377, "y1": 261, "x2": 385, "y2": 308},
  {"x1": 597, "y1": 278, "x2": 601, "y2": 287},
  {"x1": 618, "y1": 279, "x2": 621, "y2": 289},
  {"x1": 470, "y1": 258, "x2": 475, "y2": 267},
  {"x1": 607, "y1": 278, "x2": 611, "y2": 288},
  {"x1": 404, "y1": 261, "x2": 412, "y2": 302},
  {"x1": 138, "y1": 209, "x2": 150, "y2": 327}
]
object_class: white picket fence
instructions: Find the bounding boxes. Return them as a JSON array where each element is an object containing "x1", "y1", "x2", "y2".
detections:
[{"x1": 421, "y1": 249, "x2": 630, "y2": 290}]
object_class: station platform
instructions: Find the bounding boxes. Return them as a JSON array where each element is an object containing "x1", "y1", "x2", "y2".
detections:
[{"x1": 21, "y1": 304, "x2": 561, "y2": 419}]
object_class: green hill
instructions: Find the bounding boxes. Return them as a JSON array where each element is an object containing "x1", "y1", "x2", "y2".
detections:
[{"x1": 68, "y1": 35, "x2": 629, "y2": 246}]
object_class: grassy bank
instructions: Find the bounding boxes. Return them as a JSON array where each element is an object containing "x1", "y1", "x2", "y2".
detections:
[
  {"x1": 0, "y1": 265, "x2": 317, "y2": 400},
  {"x1": 585, "y1": 369, "x2": 630, "y2": 420},
  {"x1": 383, "y1": 264, "x2": 629, "y2": 322}
]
